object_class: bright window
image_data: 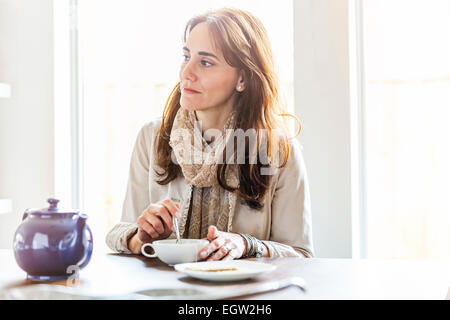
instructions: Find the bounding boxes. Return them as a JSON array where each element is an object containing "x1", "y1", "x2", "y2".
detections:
[
  {"x1": 77, "y1": 0, "x2": 294, "y2": 252},
  {"x1": 362, "y1": 0, "x2": 450, "y2": 259}
]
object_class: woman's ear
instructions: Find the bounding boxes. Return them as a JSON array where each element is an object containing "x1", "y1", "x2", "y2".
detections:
[{"x1": 236, "y1": 70, "x2": 246, "y2": 92}]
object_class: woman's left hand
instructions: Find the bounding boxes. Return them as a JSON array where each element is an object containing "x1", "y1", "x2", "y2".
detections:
[{"x1": 199, "y1": 225, "x2": 247, "y2": 261}]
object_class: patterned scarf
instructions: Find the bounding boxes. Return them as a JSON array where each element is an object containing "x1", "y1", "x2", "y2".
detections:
[{"x1": 169, "y1": 107, "x2": 240, "y2": 238}]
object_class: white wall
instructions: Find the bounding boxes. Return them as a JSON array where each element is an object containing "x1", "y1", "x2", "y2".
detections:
[
  {"x1": 294, "y1": 0, "x2": 353, "y2": 257},
  {"x1": 0, "y1": 0, "x2": 54, "y2": 248}
]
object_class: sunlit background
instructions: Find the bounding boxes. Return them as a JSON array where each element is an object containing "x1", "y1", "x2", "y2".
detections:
[{"x1": 363, "y1": 0, "x2": 450, "y2": 259}]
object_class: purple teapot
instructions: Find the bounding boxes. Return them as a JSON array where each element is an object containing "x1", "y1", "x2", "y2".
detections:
[{"x1": 13, "y1": 198, "x2": 93, "y2": 281}]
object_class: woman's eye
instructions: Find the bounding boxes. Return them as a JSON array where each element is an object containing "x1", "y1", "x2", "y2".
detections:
[
  {"x1": 181, "y1": 55, "x2": 212, "y2": 67},
  {"x1": 201, "y1": 60, "x2": 213, "y2": 67}
]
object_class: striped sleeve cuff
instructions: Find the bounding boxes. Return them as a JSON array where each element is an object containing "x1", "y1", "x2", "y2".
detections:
[
  {"x1": 261, "y1": 240, "x2": 313, "y2": 258},
  {"x1": 105, "y1": 222, "x2": 139, "y2": 254}
]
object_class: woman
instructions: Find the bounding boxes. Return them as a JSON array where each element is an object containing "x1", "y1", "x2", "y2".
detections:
[{"x1": 106, "y1": 7, "x2": 314, "y2": 260}]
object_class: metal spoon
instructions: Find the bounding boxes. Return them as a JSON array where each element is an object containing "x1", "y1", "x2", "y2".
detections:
[
  {"x1": 173, "y1": 216, "x2": 181, "y2": 244},
  {"x1": 170, "y1": 197, "x2": 182, "y2": 244}
]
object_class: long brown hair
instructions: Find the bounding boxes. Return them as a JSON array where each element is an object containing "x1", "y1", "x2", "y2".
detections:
[{"x1": 155, "y1": 7, "x2": 297, "y2": 210}]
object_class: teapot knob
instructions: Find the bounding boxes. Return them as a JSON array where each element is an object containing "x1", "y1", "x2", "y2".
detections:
[{"x1": 47, "y1": 198, "x2": 60, "y2": 210}]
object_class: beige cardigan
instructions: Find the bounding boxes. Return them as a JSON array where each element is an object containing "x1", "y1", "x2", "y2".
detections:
[{"x1": 105, "y1": 118, "x2": 314, "y2": 258}]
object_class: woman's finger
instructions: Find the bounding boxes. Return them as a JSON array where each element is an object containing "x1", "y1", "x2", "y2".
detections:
[
  {"x1": 154, "y1": 209, "x2": 173, "y2": 231},
  {"x1": 145, "y1": 212, "x2": 165, "y2": 234},
  {"x1": 207, "y1": 239, "x2": 232, "y2": 261},
  {"x1": 159, "y1": 199, "x2": 180, "y2": 218},
  {"x1": 207, "y1": 225, "x2": 219, "y2": 241},
  {"x1": 199, "y1": 237, "x2": 226, "y2": 259},
  {"x1": 207, "y1": 243, "x2": 231, "y2": 261},
  {"x1": 140, "y1": 220, "x2": 159, "y2": 239},
  {"x1": 221, "y1": 251, "x2": 236, "y2": 261}
]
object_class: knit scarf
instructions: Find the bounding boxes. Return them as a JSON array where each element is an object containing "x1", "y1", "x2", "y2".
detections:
[{"x1": 169, "y1": 107, "x2": 240, "y2": 239}]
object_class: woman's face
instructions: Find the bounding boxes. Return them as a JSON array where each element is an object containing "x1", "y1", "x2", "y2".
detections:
[{"x1": 179, "y1": 22, "x2": 243, "y2": 112}]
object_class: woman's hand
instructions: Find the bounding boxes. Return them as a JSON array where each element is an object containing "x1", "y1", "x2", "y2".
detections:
[
  {"x1": 128, "y1": 199, "x2": 180, "y2": 254},
  {"x1": 199, "y1": 225, "x2": 247, "y2": 261}
]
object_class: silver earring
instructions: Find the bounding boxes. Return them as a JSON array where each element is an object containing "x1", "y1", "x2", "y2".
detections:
[{"x1": 237, "y1": 85, "x2": 243, "y2": 91}]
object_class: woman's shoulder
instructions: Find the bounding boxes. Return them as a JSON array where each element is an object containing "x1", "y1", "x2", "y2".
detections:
[
  {"x1": 271, "y1": 137, "x2": 306, "y2": 184},
  {"x1": 140, "y1": 117, "x2": 163, "y2": 137},
  {"x1": 133, "y1": 117, "x2": 163, "y2": 154},
  {"x1": 287, "y1": 137, "x2": 304, "y2": 164},
  {"x1": 271, "y1": 132, "x2": 304, "y2": 166}
]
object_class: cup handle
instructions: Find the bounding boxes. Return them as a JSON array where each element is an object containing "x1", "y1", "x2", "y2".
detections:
[{"x1": 141, "y1": 243, "x2": 157, "y2": 258}]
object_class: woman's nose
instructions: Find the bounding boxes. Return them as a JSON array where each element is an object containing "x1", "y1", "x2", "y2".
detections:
[{"x1": 180, "y1": 60, "x2": 197, "y2": 82}]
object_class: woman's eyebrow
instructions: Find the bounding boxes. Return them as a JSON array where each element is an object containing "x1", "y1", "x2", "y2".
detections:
[{"x1": 183, "y1": 46, "x2": 219, "y2": 60}]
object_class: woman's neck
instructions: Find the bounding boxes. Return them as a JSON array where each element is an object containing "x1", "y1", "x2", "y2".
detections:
[{"x1": 194, "y1": 105, "x2": 233, "y2": 136}]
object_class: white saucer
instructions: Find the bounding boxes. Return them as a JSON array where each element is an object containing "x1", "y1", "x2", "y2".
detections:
[{"x1": 174, "y1": 260, "x2": 276, "y2": 282}]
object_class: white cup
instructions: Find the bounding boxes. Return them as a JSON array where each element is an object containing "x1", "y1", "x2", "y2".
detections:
[{"x1": 141, "y1": 239, "x2": 209, "y2": 265}]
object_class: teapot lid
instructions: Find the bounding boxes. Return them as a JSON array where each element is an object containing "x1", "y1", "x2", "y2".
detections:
[{"x1": 27, "y1": 198, "x2": 80, "y2": 215}]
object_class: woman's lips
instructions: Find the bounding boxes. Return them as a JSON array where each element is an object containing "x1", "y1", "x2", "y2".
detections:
[{"x1": 183, "y1": 88, "x2": 200, "y2": 94}]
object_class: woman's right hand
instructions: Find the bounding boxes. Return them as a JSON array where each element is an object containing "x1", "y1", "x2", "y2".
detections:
[{"x1": 128, "y1": 199, "x2": 180, "y2": 254}]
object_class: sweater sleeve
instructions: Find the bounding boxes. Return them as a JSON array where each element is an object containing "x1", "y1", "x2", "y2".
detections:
[
  {"x1": 262, "y1": 138, "x2": 314, "y2": 258},
  {"x1": 105, "y1": 122, "x2": 154, "y2": 253}
]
